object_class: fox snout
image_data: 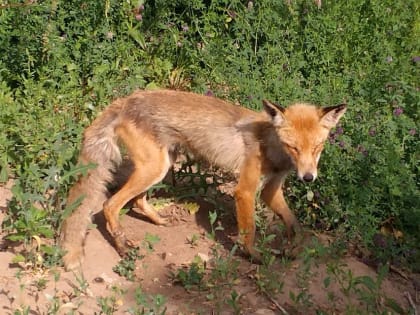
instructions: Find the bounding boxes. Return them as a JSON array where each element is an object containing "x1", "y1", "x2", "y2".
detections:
[
  {"x1": 302, "y1": 172, "x2": 315, "y2": 182},
  {"x1": 296, "y1": 151, "x2": 321, "y2": 183},
  {"x1": 297, "y1": 167, "x2": 318, "y2": 183},
  {"x1": 283, "y1": 149, "x2": 320, "y2": 183}
]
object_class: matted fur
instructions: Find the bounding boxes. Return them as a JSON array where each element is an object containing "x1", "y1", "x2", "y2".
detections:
[{"x1": 60, "y1": 89, "x2": 346, "y2": 270}]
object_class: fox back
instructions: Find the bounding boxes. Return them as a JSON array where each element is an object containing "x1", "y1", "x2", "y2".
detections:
[
  {"x1": 115, "y1": 91, "x2": 346, "y2": 181},
  {"x1": 118, "y1": 90, "x2": 262, "y2": 172}
]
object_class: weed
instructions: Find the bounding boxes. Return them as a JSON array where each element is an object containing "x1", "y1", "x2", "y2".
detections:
[
  {"x1": 97, "y1": 286, "x2": 126, "y2": 315},
  {"x1": 113, "y1": 248, "x2": 144, "y2": 281},
  {"x1": 112, "y1": 233, "x2": 159, "y2": 280},
  {"x1": 186, "y1": 233, "x2": 200, "y2": 247},
  {"x1": 97, "y1": 295, "x2": 118, "y2": 315},
  {"x1": 142, "y1": 233, "x2": 161, "y2": 253},
  {"x1": 71, "y1": 271, "x2": 90, "y2": 297},
  {"x1": 127, "y1": 287, "x2": 167, "y2": 315},
  {"x1": 207, "y1": 210, "x2": 220, "y2": 240},
  {"x1": 253, "y1": 232, "x2": 286, "y2": 297},
  {"x1": 173, "y1": 244, "x2": 241, "y2": 312},
  {"x1": 208, "y1": 244, "x2": 240, "y2": 288},
  {"x1": 11, "y1": 270, "x2": 32, "y2": 315},
  {"x1": 12, "y1": 307, "x2": 30, "y2": 315},
  {"x1": 252, "y1": 202, "x2": 287, "y2": 296},
  {"x1": 326, "y1": 262, "x2": 406, "y2": 314},
  {"x1": 225, "y1": 289, "x2": 241, "y2": 315},
  {"x1": 0, "y1": 0, "x2": 419, "y2": 312},
  {"x1": 288, "y1": 243, "x2": 327, "y2": 310},
  {"x1": 33, "y1": 277, "x2": 48, "y2": 291},
  {"x1": 174, "y1": 254, "x2": 206, "y2": 291}
]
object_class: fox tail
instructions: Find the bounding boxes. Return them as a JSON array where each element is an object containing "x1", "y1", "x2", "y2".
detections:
[{"x1": 60, "y1": 99, "x2": 124, "y2": 270}]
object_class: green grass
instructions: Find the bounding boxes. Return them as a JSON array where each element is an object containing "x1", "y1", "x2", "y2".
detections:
[{"x1": 0, "y1": 0, "x2": 418, "y2": 286}]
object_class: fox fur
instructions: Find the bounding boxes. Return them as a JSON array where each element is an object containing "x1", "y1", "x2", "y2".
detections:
[{"x1": 60, "y1": 89, "x2": 346, "y2": 270}]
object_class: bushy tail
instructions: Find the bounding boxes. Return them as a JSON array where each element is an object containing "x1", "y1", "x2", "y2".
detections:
[{"x1": 60, "y1": 99, "x2": 124, "y2": 270}]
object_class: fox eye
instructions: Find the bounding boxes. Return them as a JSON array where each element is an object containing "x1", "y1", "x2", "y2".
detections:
[
  {"x1": 313, "y1": 142, "x2": 324, "y2": 154},
  {"x1": 286, "y1": 144, "x2": 299, "y2": 154}
]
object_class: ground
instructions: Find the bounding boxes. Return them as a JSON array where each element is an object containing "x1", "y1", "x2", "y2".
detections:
[{"x1": 0, "y1": 180, "x2": 418, "y2": 314}]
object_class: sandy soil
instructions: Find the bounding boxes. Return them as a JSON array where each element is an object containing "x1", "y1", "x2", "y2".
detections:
[{"x1": 0, "y1": 180, "x2": 418, "y2": 314}]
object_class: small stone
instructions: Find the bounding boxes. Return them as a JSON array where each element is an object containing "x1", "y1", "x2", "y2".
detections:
[{"x1": 93, "y1": 277, "x2": 104, "y2": 283}]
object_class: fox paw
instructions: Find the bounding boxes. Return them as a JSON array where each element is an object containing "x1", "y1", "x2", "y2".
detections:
[
  {"x1": 248, "y1": 249, "x2": 263, "y2": 264},
  {"x1": 132, "y1": 207, "x2": 169, "y2": 226},
  {"x1": 114, "y1": 232, "x2": 139, "y2": 256},
  {"x1": 240, "y1": 245, "x2": 263, "y2": 264},
  {"x1": 148, "y1": 215, "x2": 169, "y2": 226}
]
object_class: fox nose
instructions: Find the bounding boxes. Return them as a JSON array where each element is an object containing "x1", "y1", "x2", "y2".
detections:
[{"x1": 302, "y1": 173, "x2": 314, "y2": 182}]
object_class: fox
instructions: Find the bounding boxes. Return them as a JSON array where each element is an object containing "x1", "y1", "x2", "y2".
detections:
[{"x1": 60, "y1": 89, "x2": 346, "y2": 271}]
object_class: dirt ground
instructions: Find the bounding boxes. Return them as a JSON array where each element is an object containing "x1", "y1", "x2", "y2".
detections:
[{"x1": 0, "y1": 180, "x2": 418, "y2": 314}]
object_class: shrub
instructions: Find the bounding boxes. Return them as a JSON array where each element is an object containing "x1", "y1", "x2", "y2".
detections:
[{"x1": 0, "y1": 0, "x2": 418, "y2": 268}]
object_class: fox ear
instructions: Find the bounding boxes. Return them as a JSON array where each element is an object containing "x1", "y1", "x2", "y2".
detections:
[
  {"x1": 262, "y1": 99, "x2": 285, "y2": 127},
  {"x1": 320, "y1": 104, "x2": 347, "y2": 128}
]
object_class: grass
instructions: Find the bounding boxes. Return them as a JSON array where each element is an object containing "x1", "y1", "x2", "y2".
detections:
[{"x1": 0, "y1": 0, "x2": 418, "y2": 313}]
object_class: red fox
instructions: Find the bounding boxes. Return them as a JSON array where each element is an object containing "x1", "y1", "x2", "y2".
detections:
[{"x1": 60, "y1": 89, "x2": 346, "y2": 270}]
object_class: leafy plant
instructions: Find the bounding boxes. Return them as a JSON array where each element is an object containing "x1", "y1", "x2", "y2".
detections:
[
  {"x1": 97, "y1": 286, "x2": 127, "y2": 315},
  {"x1": 128, "y1": 287, "x2": 167, "y2": 315},
  {"x1": 0, "y1": 2, "x2": 418, "y2": 313},
  {"x1": 325, "y1": 262, "x2": 405, "y2": 314},
  {"x1": 112, "y1": 248, "x2": 144, "y2": 281},
  {"x1": 173, "y1": 254, "x2": 206, "y2": 291}
]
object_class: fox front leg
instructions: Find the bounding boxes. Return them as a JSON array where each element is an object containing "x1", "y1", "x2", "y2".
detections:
[
  {"x1": 234, "y1": 155, "x2": 263, "y2": 263},
  {"x1": 261, "y1": 174, "x2": 301, "y2": 239},
  {"x1": 261, "y1": 173, "x2": 304, "y2": 259}
]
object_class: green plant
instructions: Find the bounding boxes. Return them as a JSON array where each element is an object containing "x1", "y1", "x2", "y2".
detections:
[
  {"x1": 253, "y1": 221, "x2": 286, "y2": 296},
  {"x1": 186, "y1": 233, "x2": 200, "y2": 247},
  {"x1": 325, "y1": 262, "x2": 405, "y2": 314},
  {"x1": 142, "y1": 233, "x2": 160, "y2": 253},
  {"x1": 71, "y1": 271, "x2": 89, "y2": 297},
  {"x1": 0, "y1": 0, "x2": 419, "y2": 312},
  {"x1": 127, "y1": 287, "x2": 167, "y2": 315},
  {"x1": 207, "y1": 210, "x2": 219, "y2": 240},
  {"x1": 174, "y1": 254, "x2": 206, "y2": 291},
  {"x1": 112, "y1": 248, "x2": 143, "y2": 281},
  {"x1": 12, "y1": 308, "x2": 30, "y2": 315},
  {"x1": 34, "y1": 277, "x2": 48, "y2": 291},
  {"x1": 12, "y1": 270, "x2": 32, "y2": 315},
  {"x1": 173, "y1": 244, "x2": 242, "y2": 312},
  {"x1": 97, "y1": 286, "x2": 127, "y2": 315},
  {"x1": 225, "y1": 289, "x2": 241, "y2": 315}
]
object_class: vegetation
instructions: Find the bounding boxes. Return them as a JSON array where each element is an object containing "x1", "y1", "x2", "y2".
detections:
[{"x1": 0, "y1": 0, "x2": 418, "y2": 313}]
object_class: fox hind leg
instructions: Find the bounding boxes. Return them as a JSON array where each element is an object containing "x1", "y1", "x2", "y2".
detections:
[
  {"x1": 130, "y1": 149, "x2": 177, "y2": 226},
  {"x1": 103, "y1": 124, "x2": 171, "y2": 256}
]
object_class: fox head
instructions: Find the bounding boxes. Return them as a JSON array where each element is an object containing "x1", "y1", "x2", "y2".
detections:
[{"x1": 263, "y1": 100, "x2": 346, "y2": 182}]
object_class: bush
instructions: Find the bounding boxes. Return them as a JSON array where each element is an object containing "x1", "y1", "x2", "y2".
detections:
[{"x1": 0, "y1": 0, "x2": 418, "y2": 268}]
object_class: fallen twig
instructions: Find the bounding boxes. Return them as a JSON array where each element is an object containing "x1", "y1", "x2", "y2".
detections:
[
  {"x1": 389, "y1": 264, "x2": 408, "y2": 280},
  {"x1": 262, "y1": 290, "x2": 289, "y2": 315},
  {"x1": 404, "y1": 291, "x2": 417, "y2": 315}
]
